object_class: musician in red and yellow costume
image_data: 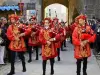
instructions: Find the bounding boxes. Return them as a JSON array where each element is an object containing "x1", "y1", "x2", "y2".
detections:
[
  {"x1": 72, "y1": 14, "x2": 96, "y2": 75},
  {"x1": 71, "y1": 17, "x2": 78, "y2": 33},
  {"x1": 59, "y1": 22, "x2": 67, "y2": 50},
  {"x1": 52, "y1": 17, "x2": 59, "y2": 28},
  {"x1": 27, "y1": 16, "x2": 40, "y2": 62},
  {"x1": 6, "y1": 14, "x2": 31, "y2": 75},
  {"x1": 39, "y1": 18, "x2": 60, "y2": 75},
  {"x1": 64, "y1": 22, "x2": 70, "y2": 46},
  {"x1": 69, "y1": 17, "x2": 79, "y2": 43},
  {"x1": 52, "y1": 17, "x2": 62, "y2": 61}
]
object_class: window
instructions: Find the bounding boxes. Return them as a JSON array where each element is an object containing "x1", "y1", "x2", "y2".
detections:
[{"x1": 26, "y1": 3, "x2": 36, "y2": 10}]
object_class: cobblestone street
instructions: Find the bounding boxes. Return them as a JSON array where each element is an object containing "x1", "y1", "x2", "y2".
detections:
[{"x1": 0, "y1": 41, "x2": 100, "y2": 75}]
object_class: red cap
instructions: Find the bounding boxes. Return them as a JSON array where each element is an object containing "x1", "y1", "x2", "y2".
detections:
[
  {"x1": 77, "y1": 14, "x2": 87, "y2": 20},
  {"x1": 59, "y1": 22, "x2": 61, "y2": 25},
  {"x1": 30, "y1": 16, "x2": 37, "y2": 20},
  {"x1": 53, "y1": 17, "x2": 59, "y2": 21},
  {"x1": 9, "y1": 14, "x2": 19, "y2": 21},
  {"x1": 44, "y1": 18, "x2": 51, "y2": 23}
]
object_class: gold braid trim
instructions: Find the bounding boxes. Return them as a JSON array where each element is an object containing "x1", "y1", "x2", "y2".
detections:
[
  {"x1": 43, "y1": 29, "x2": 52, "y2": 57},
  {"x1": 77, "y1": 27, "x2": 88, "y2": 57}
]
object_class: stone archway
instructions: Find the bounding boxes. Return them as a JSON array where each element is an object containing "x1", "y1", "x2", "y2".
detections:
[
  {"x1": 42, "y1": 0, "x2": 69, "y2": 19},
  {"x1": 44, "y1": 3, "x2": 68, "y2": 22},
  {"x1": 42, "y1": 0, "x2": 80, "y2": 24}
]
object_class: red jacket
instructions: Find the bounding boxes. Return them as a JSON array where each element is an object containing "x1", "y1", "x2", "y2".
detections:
[
  {"x1": 65, "y1": 26, "x2": 70, "y2": 38},
  {"x1": 59, "y1": 27, "x2": 66, "y2": 43},
  {"x1": 39, "y1": 27, "x2": 60, "y2": 60},
  {"x1": 28, "y1": 24, "x2": 41, "y2": 46},
  {"x1": 72, "y1": 25, "x2": 96, "y2": 59},
  {"x1": 69, "y1": 23, "x2": 77, "y2": 36},
  {"x1": 53, "y1": 27, "x2": 61, "y2": 48},
  {"x1": 6, "y1": 25, "x2": 31, "y2": 52}
]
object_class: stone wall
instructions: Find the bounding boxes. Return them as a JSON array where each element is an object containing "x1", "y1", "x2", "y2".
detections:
[
  {"x1": 82, "y1": 0, "x2": 100, "y2": 19},
  {"x1": 0, "y1": 0, "x2": 4, "y2": 5},
  {"x1": 68, "y1": 0, "x2": 84, "y2": 24}
]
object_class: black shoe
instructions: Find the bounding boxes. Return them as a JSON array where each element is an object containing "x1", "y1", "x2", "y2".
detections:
[
  {"x1": 42, "y1": 73, "x2": 45, "y2": 75},
  {"x1": 23, "y1": 68, "x2": 26, "y2": 72},
  {"x1": 22, "y1": 62, "x2": 26, "y2": 72},
  {"x1": 40, "y1": 53, "x2": 42, "y2": 56},
  {"x1": 35, "y1": 58, "x2": 39, "y2": 60},
  {"x1": 0, "y1": 63, "x2": 6, "y2": 65},
  {"x1": 77, "y1": 73, "x2": 80, "y2": 75},
  {"x1": 7, "y1": 71, "x2": 15, "y2": 75},
  {"x1": 61, "y1": 49, "x2": 67, "y2": 51},
  {"x1": 83, "y1": 72, "x2": 87, "y2": 75},
  {"x1": 28, "y1": 60, "x2": 32, "y2": 63},
  {"x1": 76, "y1": 71, "x2": 81, "y2": 75},
  {"x1": 58, "y1": 57, "x2": 60, "y2": 61},
  {"x1": 64, "y1": 46, "x2": 66, "y2": 47},
  {"x1": 51, "y1": 70, "x2": 54, "y2": 75}
]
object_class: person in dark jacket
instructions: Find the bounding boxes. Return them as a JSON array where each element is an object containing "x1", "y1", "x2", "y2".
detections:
[
  {"x1": 1, "y1": 17, "x2": 11, "y2": 63},
  {"x1": 0, "y1": 17, "x2": 7, "y2": 64}
]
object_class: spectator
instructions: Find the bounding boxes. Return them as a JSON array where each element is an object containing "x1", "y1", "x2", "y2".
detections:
[{"x1": 0, "y1": 17, "x2": 8, "y2": 64}]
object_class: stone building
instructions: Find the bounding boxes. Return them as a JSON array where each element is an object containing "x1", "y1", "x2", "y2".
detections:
[
  {"x1": 82, "y1": 0, "x2": 100, "y2": 19},
  {"x1": 0, "y1": 0, "x2": 89, "y2": 23},
  {"x1": 0, "y1": 0, "x2": 42, "y2": 22}
]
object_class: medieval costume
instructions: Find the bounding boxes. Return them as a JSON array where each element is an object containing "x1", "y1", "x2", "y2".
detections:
[
  {"x1": 39, "y1": 18, "x2": 60, "y2": 75},
  {"x1": 69, "y1": 17, "x2": 78, "y2": 44},
  {"x1": 52, "y1": 18, "x2": 62, "y2": 61},
  {"x1": 59, "y1": 22, "x2": 67, "y2": 51},
  {"x1": 27, "y1": 16, "x2": 40, "y2": 63},
  {"x1": 6, "y1": 14, "x2": 31, "y2": 75},
  {"x1": 72, "y1": 14, "x2": 96, "y2": 75}
]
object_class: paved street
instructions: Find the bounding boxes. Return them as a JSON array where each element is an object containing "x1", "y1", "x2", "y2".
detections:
[{"x1": 0, "y1": 41, "x2": 100, "y2": 75}]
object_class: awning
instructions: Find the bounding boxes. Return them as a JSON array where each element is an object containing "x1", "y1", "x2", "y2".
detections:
[{"x1": 0, "y1": 6, "x2": 20, "y2": 11}]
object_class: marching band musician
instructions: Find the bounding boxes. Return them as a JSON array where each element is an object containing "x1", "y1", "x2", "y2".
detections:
[
  {"x1": 72, "y1": 14, "x2": 96, "y2": 75},
  {"x1": 69, "y1": 17, "x2": 78, "y2": 43},
  {"x1": 27, "y1": 16, "x2": 40, "y2": 63},
  {"x1": 53, "y1": 18, "x2": 61, "y2": 61},
  {"x1": 39, "y1": 18, "x2": 60, "y2": 75},
  {"x1": 64, "y1": 22, "x2": 69, "y2": 47},
  {"x1": 6, "y1": 14, "x2": 31, "y2": 75},
  {"x1": 59, "y1": 22, "x2": 67, "y2": 51},
  {"x1": 65, "y1": 22, "x2": 70, "y2": 39}
]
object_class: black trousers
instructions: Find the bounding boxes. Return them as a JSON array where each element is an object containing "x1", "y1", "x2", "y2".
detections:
[
  {"x1": 57, "y1": 48, "x2": 60, "y2": 59},
  {"x1": 77, "y1": 57, "x2": 87, "y2": 74},
  {"x1": 61, "y1": 40, "x2": 67, "y2": 51},
  {"x1": 42, "y1": 58, "x2": 54, "y2": 75},
  {"x1": 70, "y1": 36, "x2": 72, "y2": 44},
  {"x1": 25, "y1": 39, "x2": 29, "y2": 51},
  {"x1": 5, "y1": 41, "x2": 11, "y2": 62},
  {"x1": 61, "y1": 43, "x2": 64, "y2": 51},
  {"x1": 10, "y1": 51, "x2": 26, "y2": 72},
  {"x1": 28, "y1": 46, "x2": 39, "y2": 60},
  {"x1": 96, "y1": 42, "x2": 100, "y2": 53},
  {"x1": 64, "y1": 40, "x2": 66, "y2": 47}
]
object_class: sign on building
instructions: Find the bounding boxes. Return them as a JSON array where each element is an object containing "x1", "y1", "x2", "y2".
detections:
[{"x1": 26, "y1": 3, "x2": 36, "y2": 10}]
